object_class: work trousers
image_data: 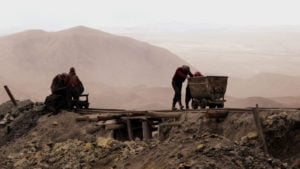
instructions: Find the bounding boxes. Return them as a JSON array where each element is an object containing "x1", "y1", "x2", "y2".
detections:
[{"x1": 172, "y1": 81, "x2": 183, "y2": 107}]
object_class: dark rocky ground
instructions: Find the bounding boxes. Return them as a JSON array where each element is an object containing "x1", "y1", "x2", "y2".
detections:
[{"x1": 0, "y1": 100, "x2": 299, "y2": 169}]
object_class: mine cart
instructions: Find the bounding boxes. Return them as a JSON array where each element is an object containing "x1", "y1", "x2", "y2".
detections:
[
  {"x1": 188, "y1": 76, "x2": 228, "y2": 109},
  {"x1": 73, "y1": 94, "x2": 89, "y2": 109}
]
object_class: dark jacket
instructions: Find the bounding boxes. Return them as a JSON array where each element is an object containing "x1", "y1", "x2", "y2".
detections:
[
  {"x1": 66, "y1": 72, "x2": 84, "y2": 95},
  {"x1": 172, "y1": 67, "x2": 193, "y2": 84},
  {"x1": 51, "y1": 73, "x2": 68, "y2": 94},
  {"x1": 66, "y1": 74, "x2": 82, "y2": 88}
]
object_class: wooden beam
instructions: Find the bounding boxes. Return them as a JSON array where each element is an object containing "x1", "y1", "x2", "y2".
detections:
[
  {"x1": 159, "y1": 122, "x2": 182, "y2": 127},
  {"x1": 76, "y1": 114, "x2": 121, "y2": 122},
  {"x1": 126, "y1": 119, "x2": 133, "y2": 141},
  {"x1": 253, "y1": 104, "x2": 269, "y2": 156},
  {"x1": 105, "y1": 123, "x2": 124, "y2": 130},
  {"x1": 79, "y1": 108, "x2": 126, "y2": 111},
  {"x1": 206, "y1": 110, "x2": 228, "y2": 119},
  {"x1": 142, "y1": 120, "x2": 152, "y2": 141},
  {"x1": 97, "y1": 115, "x2": 121, "y2": 121},
  {"x1": 121, "y1": 116, "x2": 150, "y2": 120},
  {"x1": 3, "y1": 85, "x2": 17, "y2": 107},
  {"x1": 248, "y1": 107, "x2": 300, "y2": 111},
  {"x1": 77, "y1": 109, "x2": 148, "y2": 115},
  {"x1": 146, "y1": 111, "x2": 182, "y2": 118}
]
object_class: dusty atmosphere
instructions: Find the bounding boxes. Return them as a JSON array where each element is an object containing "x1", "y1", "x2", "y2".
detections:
[
  {"x1": 1, "y1": 0, "x2": 300, "y2": 168},
  {"x1": 1, "y1": 27, "x2": 300, "y2": 109},
  {"x1": 0, "y1": 26, "x2": 300, "y2": 169}
]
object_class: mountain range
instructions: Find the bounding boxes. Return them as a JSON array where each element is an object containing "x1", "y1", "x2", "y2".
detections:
[{"x1": 0, "y1": 26, "x2": 299, "y2": 109}]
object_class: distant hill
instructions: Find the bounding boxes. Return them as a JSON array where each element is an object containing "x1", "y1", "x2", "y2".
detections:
[
  {"x1": 129, "y1": 27, "x2": 300, "y2": 78},
  {"x1": 226, "y1": 96, "x2": 285, "y2": 108},
  {"x1": 270, "y1": 96, "x2": 300, "y2": 108},
  {"x1": 1, "y1": 26, "x2": 300, "y2": 109},
  {"x1": 0, "y1": 26, "x2": 191, "y2": 86},
  {"x1": 0, "y1": 26, "x2": 191, "y2": 104},
  {"x1": 227, "y1": 73, "x2": 300, "y2": 97}
]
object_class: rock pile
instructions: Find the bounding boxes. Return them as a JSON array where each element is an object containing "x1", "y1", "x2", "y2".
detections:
[
  {"x1": 263, "y1": 111, "x2": 300, "y2": 168},
  {"x1": 7, "y1": 137, "x2": 156, "y2": 169},
  {"x1": 0, "y1": 100, "x2": 44, "y2": 127},
  {"x1": 0, "y1": 101, "x2": 299, "y2": 169},
  {"x1": 10, "y1": 138, "x2": 121, "y2": 169},
  {"x1": 0, "y1": 100, "x2": 44, "y2": 146}
]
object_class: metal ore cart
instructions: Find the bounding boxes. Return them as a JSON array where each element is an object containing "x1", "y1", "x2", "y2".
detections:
[{"x1": 188, "y1": 76, "x2": 228, "y2": 109}]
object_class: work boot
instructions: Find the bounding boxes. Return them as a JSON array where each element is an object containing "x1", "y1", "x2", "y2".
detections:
[
  {"x1": 180, "y1": 106, "x2": 184, "y2": 110},
  {"x1": 172, "y1": 101, "x2": 177, "y2": 111},
  {"x1": 179, "y1": 103, "x2": 184, "y2": 110},
  {"x1": 46, "y1": 105, "x2": 58, "y2": 114}
]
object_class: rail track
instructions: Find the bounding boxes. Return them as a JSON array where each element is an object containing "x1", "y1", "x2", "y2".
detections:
[
  {"x1": 75, "y1": 106, "x2": 300, "y2": 143},
  {"x1": 76, "y1": 107, "x2": 300, "y2": 115}
]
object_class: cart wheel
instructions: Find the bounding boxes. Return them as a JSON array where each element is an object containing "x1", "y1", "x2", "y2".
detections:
[
  {"x1": 192, "y1": 100, "x2": 198, "y2": 109},
  {"x1": 209, "y1": 104, "x2": 216, "y2": 109},
  {"x1": 199, "y1": 99, "x2": 207, "y2": 109},
  {"x1": 84, "y1": 103, "x2": 89, "y2": 109},
  {"x1": 217, "y1": 104, "x2": 224, "y2": 108}
]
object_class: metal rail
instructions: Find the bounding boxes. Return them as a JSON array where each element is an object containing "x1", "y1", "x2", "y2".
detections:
[
  {"x1": 80, "y1": 108, "x2": 126, "y2": 111},
  {"x1": 77, "y1": 107, "x2": 299, "y2": 115}
]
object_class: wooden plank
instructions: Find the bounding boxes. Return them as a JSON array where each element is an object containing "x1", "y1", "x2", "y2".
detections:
[
  {"x1": 121, "y1": 116, "x2": 150, "y2": 120},
  {"x1": 151, "y1": 108, "x2": 253, "y2": 112},
  {"x1": 206, "y1": 110, "x2": 228, "y2": 118},
  {"x1": 77, "y1": 109, "x2": 148, "y2": 115},
  {"x1": 217, "y1": 108, "x2": 251, "y2": 112},
  {"x1": 159, "y1": 122, "x2": 182, "y2": 127},
  {"x1": 97, "y1": 115, "x2": 121, "y2": 121},
  {"x1": 80, "y1": 108, "x2": 125, "y2": 111},
  {"x1": 126, "y1": 119, "x2": 133, "y2": 141},
  {"x1": 146, "y1": 112, "x2": 182, "y2": 118},
  {"x1": 76, "y1": 114, "x2": 121, "y2": 122},
  {"x1": 253, "y1": 104, "x2": 269, "y2": 156},
  {"x1": 248, "y1": 107, "x2": 300, "y2": 111},
  {"x1": 105, "y1": 124, "x2": 124, "y2": 130}
]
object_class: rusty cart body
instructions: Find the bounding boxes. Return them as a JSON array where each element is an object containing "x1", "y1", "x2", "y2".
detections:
[
  {"x1": 73, "y1": 94, "x2": 90, "y2": 109},
  {"x1": 188, "y1": 76, "x2": 228, "y2": 109}
]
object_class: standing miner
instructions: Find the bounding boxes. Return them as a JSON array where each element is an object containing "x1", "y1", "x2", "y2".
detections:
[
  {"x1": 171, "y1": 65, "x2": 193, "y2": 110},
  {"x1": 66, "y1": 67, "x2": 84, "y2": 109}
]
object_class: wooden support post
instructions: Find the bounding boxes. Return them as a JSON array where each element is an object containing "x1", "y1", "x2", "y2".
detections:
[
  {"x1": 3, "y1": 85, "x2": 17, "y2": 107},
  {"x1": 253, "y1": 104, "x2": 269, "y2": 156},
  {"x1": 142, "y1": 120, "x2": 152, "y2": 141},
  {"x1": 126, "y1": 119, "x2": 134, "y2": 141}
]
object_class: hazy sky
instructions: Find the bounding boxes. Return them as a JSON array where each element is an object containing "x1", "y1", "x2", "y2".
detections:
[{"x1": 0, "y1": 0, "x2": 300, "y2": 34}]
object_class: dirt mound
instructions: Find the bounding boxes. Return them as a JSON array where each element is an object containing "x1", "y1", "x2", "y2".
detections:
[
  {"x1": 0, "y1": 100, "x2": 299, "y2": 169},
  {"x1": 0, "y1": 100, "x2": 45, "y2": 146},
  {"x1": 110, "y1": 112, "x2": 289, "y2": 169},
  {"x1": 262, "y1": 111, "x2": 300, "y2": 168},
  {"x1": 8, "y1": 138, "x2": 126, "y2": 169}
]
